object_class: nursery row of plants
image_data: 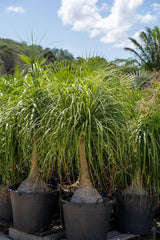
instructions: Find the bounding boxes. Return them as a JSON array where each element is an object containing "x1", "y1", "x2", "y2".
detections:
[
  {"x1": 0, "y1": 25, "x2": 159, "y2": 240},
  {"x1": 0, "y1": 53, "x2": 160, "y2": 195},
  {"x1": 0, "y1": 51, "x2": 160, "y2": 240}
]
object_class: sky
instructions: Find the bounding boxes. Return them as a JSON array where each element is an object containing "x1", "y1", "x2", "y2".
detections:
[{"x1": 0, "y1": 0, "x2": 160, "y2": 61}]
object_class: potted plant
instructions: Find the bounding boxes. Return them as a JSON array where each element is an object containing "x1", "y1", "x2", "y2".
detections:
[
  {"x1": 115, "y1": 74, "x2": 160, "y2": 235},
  {"x1": 0, "y1": 72, "x2": 29, "y2": 223},
  {"x1": 9, "y1": 130, "x2": 58, "y2": 233},
  {"x1": 115, "y1": 169, "x2": 156, "y2": 235},
  {"x1": 2, "y1": 56, "x2": 59, "y2": 233},
  {"x1": 61, "y1": 134, "x2": 114, "y2": 240},
  {"x1": 45, "y1": 57, "x2": 130, "y2": 240}
]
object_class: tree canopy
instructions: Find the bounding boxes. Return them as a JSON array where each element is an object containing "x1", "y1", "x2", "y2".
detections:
[
  {"x1": 125, "y1": 26, "x2": 160, "y2": 71},
  {"x1": 0, "y1": 38, "x2": 75, "y2": 75}
]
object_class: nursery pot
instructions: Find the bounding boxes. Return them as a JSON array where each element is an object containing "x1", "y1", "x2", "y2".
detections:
[
  {"x1": 9, "y1": 184, "x2": 58, "y2": 233},
  {"x1": 116, "y1": 194, "x2": 155, "y2": 235},
  {"x1": 0, "y1": 186, "x2": 12, "y2": 223},
  {"x1": 61, "y1": 195, "x2": 114, "y2": 240}
]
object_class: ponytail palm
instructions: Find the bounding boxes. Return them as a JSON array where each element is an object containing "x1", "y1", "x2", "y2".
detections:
[
  {"x1": 44, "y1": 58, "x2": 132, "y2": 192},
  {"x1": 130, "y1": 79, "x2": 160, "y2": 194},
  {"x1": 0, "y1": 72, "x2": 28, "y2": 185},
  {"x1": 0, "y1": 56, "x2": 55, "y2": 190}
]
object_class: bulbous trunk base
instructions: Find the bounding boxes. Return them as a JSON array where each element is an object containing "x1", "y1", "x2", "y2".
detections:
[
  {"x1": 17, "y1": 176, "x2": 51, "y2": 193},
  {"x1": 71, "y1": 185, "x2": 102, "y2": 203}
]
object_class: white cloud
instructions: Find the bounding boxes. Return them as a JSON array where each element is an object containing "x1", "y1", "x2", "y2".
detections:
[
  {"x1": 58, "y1": 0, "x2": 156, "y2": 48},
  {"x1": 58, "y1": 0, "x2": 101, "y2": 33},
  {"x1": 6, "y1": 6, "x2": 25, "y2": 14},
  {"x1": 139, "y1": 14, "x2": 156, "y2": 23},
  {"x1": 152, "y1": 3, "x2": 160, "y2": 14},
  {"x1": 115, "y1": 29, "x2": 144, "y2": 48}
]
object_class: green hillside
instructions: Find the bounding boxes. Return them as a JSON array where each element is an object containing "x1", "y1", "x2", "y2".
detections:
[{"x1": 0, "y1": 38, "x2": 74, "y2": 75}]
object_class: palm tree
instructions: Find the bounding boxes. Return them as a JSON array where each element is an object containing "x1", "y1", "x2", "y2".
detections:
[
  {"x1": 0, "y1": 55, "x2": 54, "y2": 193},
  {"x1": 125, "y1": 26, "x2": 160, "y2": 71},
  {"x1": 45, "y1": 57, "x2": 132, "y2": 199}
]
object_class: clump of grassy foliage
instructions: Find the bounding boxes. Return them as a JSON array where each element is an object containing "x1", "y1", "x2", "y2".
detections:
[
  {"x1": 130, "y1": 73, "x2": 160, "y2": 194},
  {"x1": 0, "y1": 54, "x2": 159, "y2": 197},
  {"x1": 42, "y1": 57, "x2": 135, "y2": 194}
]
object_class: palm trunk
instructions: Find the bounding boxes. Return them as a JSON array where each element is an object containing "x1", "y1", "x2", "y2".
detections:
[
  {"x1": 18, "y1": 129, "x2": 50, "y2": 193},
  {"x1": 79, "y1": 135, "x2": 92, "y2": 187},
  {"x1": 71, "y1": 134, "x2": 102, "y2": 203}
]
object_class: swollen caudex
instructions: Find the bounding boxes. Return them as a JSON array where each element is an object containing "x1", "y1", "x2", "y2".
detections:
[
  {"x1": 17, "y1": 130, "x2": 51, "y2": 193},
  {"x1": 71, "y1": 135, "x2": 103, "y2": 204}
]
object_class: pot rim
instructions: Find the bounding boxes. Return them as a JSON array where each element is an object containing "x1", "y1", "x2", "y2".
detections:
[
  {"x1": 60, "y1": 195, "x2": 115, "y2": 206},
  {"x1": 8, "y1": 184, "x2": 58, "y2": 195}
]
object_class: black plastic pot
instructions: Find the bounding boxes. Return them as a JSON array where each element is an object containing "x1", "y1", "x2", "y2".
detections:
[
  {"x1": 61, "y1": 195, "x2": 114, "y2": 240},
  {"x1": 9, "y1": 184, "x2": 59, "y2": 233},
  {"x1": 0, "y1": 187, "x2": 12, "y2": 223},
  {"x1": 116, "y1": 194, "x2": 155, "y2": 235}
]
